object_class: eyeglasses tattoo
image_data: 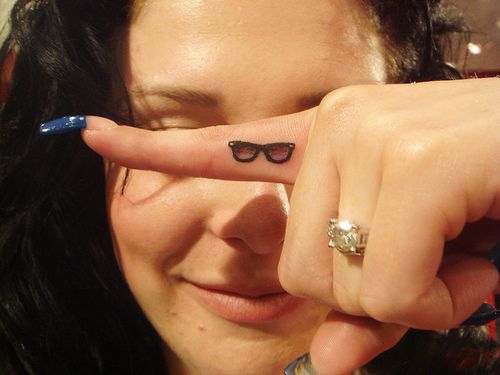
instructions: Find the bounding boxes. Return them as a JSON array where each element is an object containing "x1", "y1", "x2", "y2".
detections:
[{"x1": 228, "y1": 141, "x2": 295, "y2": 164}]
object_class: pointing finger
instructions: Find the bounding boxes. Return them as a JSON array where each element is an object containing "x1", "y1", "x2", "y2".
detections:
[{"x1": 78, "y1": 109, "x2": 315, "y2": 183}]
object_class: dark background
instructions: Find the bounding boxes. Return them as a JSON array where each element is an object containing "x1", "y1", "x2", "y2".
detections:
[{"x1": 452, "y1": 0, "x2": 499, "y2": 75}]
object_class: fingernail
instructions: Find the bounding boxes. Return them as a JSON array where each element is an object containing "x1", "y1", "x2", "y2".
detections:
[
  {"x1": 487, "y1": 241, "x2": 500, "y2": 274},
  {"x1": 40, "y1": 115, "x2": 86, "y2": 135},
  {"x1": 284, "y1": 353, "x2": 319, "y2": 375},
  {"x1": 461, "y1": 303, "x2": 500, "y2": 326}
]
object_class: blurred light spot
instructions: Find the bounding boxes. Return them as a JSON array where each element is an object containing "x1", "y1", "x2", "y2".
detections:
[
  {"x1": 467, "y1": 42, "x2": 482, "y2": 55},
  {"x1": 496, "y1": 19, "x2": 500, "y2": 29}
]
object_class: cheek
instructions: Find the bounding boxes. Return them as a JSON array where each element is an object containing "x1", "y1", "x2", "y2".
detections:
[{"x1": 106, "y1": 167, "x2": 206, "y2": 278}]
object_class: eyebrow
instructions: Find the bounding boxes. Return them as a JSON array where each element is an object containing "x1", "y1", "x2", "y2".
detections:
[
  {"x1": 130, "y1": 85, "x2": 332, "y2": 109},
  {"x1": 130, "y1": 86, "x2": 219, "y2": 106}
]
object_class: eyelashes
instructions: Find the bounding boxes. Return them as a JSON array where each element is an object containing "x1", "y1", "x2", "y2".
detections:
[{"x1": 132, "y1": 117, "x2": 205, "y2": 131}]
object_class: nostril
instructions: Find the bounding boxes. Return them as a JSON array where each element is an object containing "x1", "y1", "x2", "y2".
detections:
[
  {"x1": 223, "y1": 237, "x2": 250, "y2": 252},
  {"x1": 209, "y1": 190, "x2": 288, "y2": 255}
]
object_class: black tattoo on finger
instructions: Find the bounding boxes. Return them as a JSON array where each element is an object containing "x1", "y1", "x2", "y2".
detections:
[{"x1": 228, "y1": 141, "x2": 295, "y2": 164}]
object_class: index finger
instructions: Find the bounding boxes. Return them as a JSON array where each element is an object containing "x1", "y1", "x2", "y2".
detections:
[{"x1": 81, "y1": 108, "x2": 316, "y2": 184}]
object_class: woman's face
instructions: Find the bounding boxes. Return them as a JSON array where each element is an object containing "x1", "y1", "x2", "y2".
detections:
[{"x1": 107, "y1": 0, "x2": 386, "y2": 374}]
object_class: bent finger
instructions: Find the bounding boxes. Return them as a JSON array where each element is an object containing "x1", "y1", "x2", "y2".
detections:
[
  {"x1": 80, "y1": 110, "x2": 315, "y2": 183},
  {"x1": 361, "y1": 170, "x2": 499, "y2": 328}
]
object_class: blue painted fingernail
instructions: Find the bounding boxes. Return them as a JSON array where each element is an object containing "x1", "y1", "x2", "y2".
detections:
[
  {"x1": 461, "y1": 303, "x2": 500, "y2": 326},
  {"x1": 284, "y1": 353, "x2": 318, "y2": 375},
  {"x1": 40, "y1": 116, "x2": 86, "y2": 135},
  {"x1": 487, "y1": 241, "x2": 500, "y2": 274}
]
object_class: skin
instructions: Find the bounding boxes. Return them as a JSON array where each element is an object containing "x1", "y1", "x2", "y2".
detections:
[
  {"x1": 81, "y1": 1, "x2": 500, "y2": 374},
  {"x1": 87, "y1": 81, "x2": 500, "y2": 375},
  {"x1": 104, "y1": 1, "x2": 387, "y2": 374}
]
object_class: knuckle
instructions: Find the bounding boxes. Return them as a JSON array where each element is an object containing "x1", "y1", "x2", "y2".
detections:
[
  {"x1": 319, "y1": 84, "x2": 373, "y2": 108},
  {"x1": 331, "y1": 278, "x2": 365, "y2": 315},
  {"x1": 360, "y1": 287, "x2": 425, "y2": 323},
  {"x1": 278, "y1": 255, "x2": 328, "y2": 300},
  {"x1": 383, "y1": 130, "x2": 440, "y2": 172},
  {"x1": 359, "y1": 293, "x2": 394, "y2": 322},
  {"x1": 316, "y1": 85, "x2": 370, "y2": 122},
  {"x1": 318, "y1": 87, "x2": 352, "y2": 112},
  {"x1": 277, "y1": 258, "x2": 303, "y2": 296},
  {"x1": 314, "y1": 85, "x2": 392, "y2": 161},
  {"x1": 359, "y1": 291, "x2": 408, "y2": 323}
]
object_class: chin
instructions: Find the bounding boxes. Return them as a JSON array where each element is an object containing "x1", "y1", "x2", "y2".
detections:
[
  {"x1": 164, "y1": 338, "x2": 311, "y2": 375},
  {"x1": 157, "y1": 297, "x2": 329, "y2": 375}
]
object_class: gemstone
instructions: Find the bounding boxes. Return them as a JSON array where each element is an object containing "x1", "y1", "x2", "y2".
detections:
[{"x1": 328, "y1": 219, "x2": 361, "y2": 254}]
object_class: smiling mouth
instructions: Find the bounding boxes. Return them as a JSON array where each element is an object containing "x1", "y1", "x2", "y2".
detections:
[{"x1": 182, "y1": 280, "x2": 305, "y2": 324}]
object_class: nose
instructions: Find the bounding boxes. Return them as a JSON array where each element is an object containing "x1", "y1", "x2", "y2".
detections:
[{"x1": 208, "y1": 182, "x2": 289, "y2": 255}]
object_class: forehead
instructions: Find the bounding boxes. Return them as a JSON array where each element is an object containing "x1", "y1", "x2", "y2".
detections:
[
  {"x1": 131, "y1": 0, "x2": 369, "y2": 38},
  {"x1": 123, "y1": 0, "x2": 386, "y2": 111}
]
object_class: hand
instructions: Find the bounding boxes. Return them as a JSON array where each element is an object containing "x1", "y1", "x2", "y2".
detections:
[{"x1": 82, "y1": 78, "x2": 500, "y2": 374}]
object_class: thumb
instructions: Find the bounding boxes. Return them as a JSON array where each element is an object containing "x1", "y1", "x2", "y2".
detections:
[{"x1": 310, "y1": 311, "x2": 407, "y2": 375}]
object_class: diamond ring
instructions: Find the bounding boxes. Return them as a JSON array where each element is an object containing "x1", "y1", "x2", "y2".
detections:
[{"x1": 327, "y1": 218, "x2": 368, "y2": 256}]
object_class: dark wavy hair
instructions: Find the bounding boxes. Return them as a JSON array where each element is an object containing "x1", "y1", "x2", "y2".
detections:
[{"x1": 0, "y1": 1, "x2": 498, "y2": 374}]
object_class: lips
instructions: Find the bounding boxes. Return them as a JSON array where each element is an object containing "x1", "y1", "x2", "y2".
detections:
[{"x1": 182, "y1": 279, "x2": 305, "y2": 323}]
